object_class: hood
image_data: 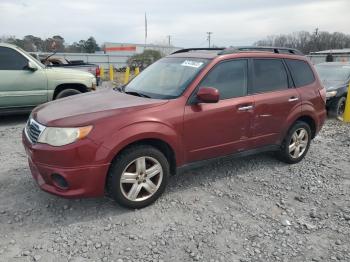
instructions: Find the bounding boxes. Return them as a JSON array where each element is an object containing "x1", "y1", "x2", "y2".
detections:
[
  {"x1": 321, "y1": 79, "x2": 347, "y2": 90},
  {"x1": 45, "y1": 67, "x2": 94, "y2": 78},
  {"x1": 33, "y1": 88, "x2": 168, "y2": 126}
]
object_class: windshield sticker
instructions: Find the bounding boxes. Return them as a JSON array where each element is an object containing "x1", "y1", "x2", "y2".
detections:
[{"x1": 181, "y1": 60, "x2": 204, "y2": 68}]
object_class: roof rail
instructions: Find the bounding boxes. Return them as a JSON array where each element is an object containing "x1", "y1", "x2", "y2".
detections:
[
  {"x1": 219, "y1": 46, "x2": 304, "y2": 55},
  {"x1": 171, "y1": 48, "x2": 225, "y2": 54}
]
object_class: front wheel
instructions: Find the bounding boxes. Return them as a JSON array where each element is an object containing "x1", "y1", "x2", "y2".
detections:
[
  {"x1": 329, "y1": 96, "x2": 346, "y2": 121},
  {"x1": 107, "y1": 145, "x2": 169, "y2": 209},
  {"x1": 55, "y1": 89, "x2": 82, "y2": 99},
  {"x1": 277, "y1": 121, "x2": 311, "y2": 164}
]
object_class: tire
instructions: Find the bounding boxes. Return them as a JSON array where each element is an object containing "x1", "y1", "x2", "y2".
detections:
[
  {"x1": 55, "y1": 89, "x2": 82, "y2": 99},
  {"x1": 328, "y1": 96, "x2": 346, "y2": 121},
  {"x1": 277, "y1": 121, "x2": 312, "y2": 164},
  {"x1": 107, "y1": 145, "x2": 170, "y2": 209}
]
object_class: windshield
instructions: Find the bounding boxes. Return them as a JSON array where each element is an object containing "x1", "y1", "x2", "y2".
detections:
[
  {"x1": 124, "y1": 57, "x2": 209, "y2": 99},
  {"x1": 315, "y1": 64, "x2": 350, "y2": 82}
]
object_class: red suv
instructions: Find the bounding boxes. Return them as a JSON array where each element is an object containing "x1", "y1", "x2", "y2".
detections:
[{"x1": 23, "y1": 47, "x2": 327, "y2": 208}]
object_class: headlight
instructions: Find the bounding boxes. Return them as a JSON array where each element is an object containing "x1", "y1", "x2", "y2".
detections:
[
  {"x1": 326, "y1": 90, "x2": 337, "y2": 98},
  {"x1": 38, "y1": 126, "x2": 93, "y2": 146}
]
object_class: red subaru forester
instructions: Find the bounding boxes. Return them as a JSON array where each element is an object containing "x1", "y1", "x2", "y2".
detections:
[{"x1": 23, "y1": 47, "x2": 327, "y2": 208}]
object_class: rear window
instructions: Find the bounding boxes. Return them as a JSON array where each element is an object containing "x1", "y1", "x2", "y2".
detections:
[
  {"x1": 252, "y1": 59, "x2": 288, "y2": 93},
  {"x1": 285, "y1": 59, "x2": 315, "y2": 87}
]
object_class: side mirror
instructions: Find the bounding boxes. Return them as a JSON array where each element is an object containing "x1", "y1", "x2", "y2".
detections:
[
  {"x1": 25, "y1": 61, "x2": 38, "y2": 71},
  {"x1": 196, "y1": 87, "x2": 219, "y2": 103}
]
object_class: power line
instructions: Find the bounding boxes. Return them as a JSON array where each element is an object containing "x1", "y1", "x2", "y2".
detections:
[{"x1": 207, "y1": 32, "x2": 213, "y2": 48}]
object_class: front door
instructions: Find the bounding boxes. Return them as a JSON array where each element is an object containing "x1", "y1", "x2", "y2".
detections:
[
  {"x1": 183, "y1": 59, "x2": 254, "y2": 163},
  {"x1": 0, "y1": 46, "x2": 48, "y2": 109}
]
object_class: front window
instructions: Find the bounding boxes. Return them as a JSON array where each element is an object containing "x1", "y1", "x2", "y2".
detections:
[
  {"x1": 124, "y1": 57, "x2": 209, "y2": 99},
  {"x1": 316, "y1": 64, "x2": 350, "y2": 82}
]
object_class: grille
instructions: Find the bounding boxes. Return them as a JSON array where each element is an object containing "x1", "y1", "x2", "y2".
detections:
[{"x1": 26, "y1": 119, "x2": 45, "y2": 144}]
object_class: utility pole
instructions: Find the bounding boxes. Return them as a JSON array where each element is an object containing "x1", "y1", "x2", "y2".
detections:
[
  {"x1": 167, "y1": 35, "x2": 171, "y2": 47},
  {"x1": 207, "y1": 32, "x2": 213, "y2": 48}
]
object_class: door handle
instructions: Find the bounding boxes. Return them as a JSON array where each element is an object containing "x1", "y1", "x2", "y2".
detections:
[
  {"x1": 288, "y1": 97, "x2": 299, "y2": 102},
  {"x1": 238, "y1": 105, "x2": 253, "y2": 111}
]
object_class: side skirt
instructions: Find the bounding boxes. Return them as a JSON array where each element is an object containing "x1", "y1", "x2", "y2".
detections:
[{"x1": 177, "y1": 144, "x2": 280, "y2": 174}]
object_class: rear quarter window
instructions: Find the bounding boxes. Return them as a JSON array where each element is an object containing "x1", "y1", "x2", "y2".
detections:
[{"x1": 285, "y1": 59, "x2": 315, "y2": 87}]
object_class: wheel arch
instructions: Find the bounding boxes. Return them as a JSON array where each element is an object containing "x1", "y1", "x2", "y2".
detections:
[
  {"x1": 108, "y1": 138, "x2": 177, "y2": 176},
  {"x1": 53, "y1": 83, "x2": 89, "y2": 99},
  {"x1": 294, "y1": 115, "x2": 316, "y2": 139}
]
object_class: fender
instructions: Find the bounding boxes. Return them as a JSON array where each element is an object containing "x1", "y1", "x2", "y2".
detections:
[
  {"x1": 279, "y1": 103, "x2": 319, "y2": 142},
  {"x1": 102, "y1": 121, "x2": 184, "y2": 166}
]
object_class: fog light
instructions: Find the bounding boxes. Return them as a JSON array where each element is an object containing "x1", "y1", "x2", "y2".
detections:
[{"x1": 51, "y1": 173, "x2": 68, "y2": 190}]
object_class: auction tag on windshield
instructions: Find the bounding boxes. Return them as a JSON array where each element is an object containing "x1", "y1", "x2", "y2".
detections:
[{"x1": 181, "y1": 60, "x2": 203, "y2": 68}]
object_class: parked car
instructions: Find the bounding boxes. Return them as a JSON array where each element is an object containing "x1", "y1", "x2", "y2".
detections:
[
  {"x1": 0, "y1": 43, "x2": 97, "y2": 115},
  {"x1": 22, "y1": 47, "x2": 326, "y2": 209},
  {"x1": 39, "y1": 56, "x2": 101, "y2": 86},
  {"x1": 315, "y1": 62, "x2": 350, "y2": 119}
]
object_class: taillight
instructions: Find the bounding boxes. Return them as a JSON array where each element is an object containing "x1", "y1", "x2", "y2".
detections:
[
  {"x1": 95, "y1": 67, "x2": 100, "y2": 77},
  {"x1": 319, "y1": 86, "x2": 327, "y2": 104}
]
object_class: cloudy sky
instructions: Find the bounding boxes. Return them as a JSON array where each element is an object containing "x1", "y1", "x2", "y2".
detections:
[{"x1": 0, "y1": 0, "x2": 349, "y2": 47}]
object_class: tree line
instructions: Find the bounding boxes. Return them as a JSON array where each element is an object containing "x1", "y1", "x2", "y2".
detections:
[
  {"x1": 0, "y1": 35, "x2": 100, "y2": 53},
  {"x1": 254, "y1": 30, "x2": 350, "y2": 54}
]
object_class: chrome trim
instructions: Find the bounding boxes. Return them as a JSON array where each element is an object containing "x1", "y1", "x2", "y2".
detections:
[{"x1": 25, "y1": 118, "x2": 46, "y2": 144}]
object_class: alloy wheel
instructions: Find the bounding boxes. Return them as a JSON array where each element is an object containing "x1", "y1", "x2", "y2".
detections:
[
  {"x1": 289, "y1": 128, "x2": 309, "y2": 159},
  {"x1": 120, "y1": 156, "x2": 163, "y2": 202}
]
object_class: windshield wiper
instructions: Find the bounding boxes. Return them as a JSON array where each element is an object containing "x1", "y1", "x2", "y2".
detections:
[{"x1": 125, "y1": 91, "x2": 151, "y2": 98}]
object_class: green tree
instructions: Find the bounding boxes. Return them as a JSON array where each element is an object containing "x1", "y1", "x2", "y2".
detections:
[
  {"x1": 127, "y1": 49, "x2": 163, "y2": 70},
  {"x1": 83, "y1": 37, "x2": 99, "y2": 53}
]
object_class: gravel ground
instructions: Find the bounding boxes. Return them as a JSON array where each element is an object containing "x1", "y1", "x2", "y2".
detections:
[{"x1": 0, "y1": 115, "x2": 349, "y2": 262}]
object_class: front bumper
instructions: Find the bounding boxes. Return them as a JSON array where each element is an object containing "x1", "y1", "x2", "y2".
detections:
[{"x1": 22, "y1": 130, "x2": 110, "y2": 198}]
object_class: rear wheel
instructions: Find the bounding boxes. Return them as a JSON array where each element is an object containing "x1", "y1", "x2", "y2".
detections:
[
  {"x1": 107, "y1": 145, "x2": 169, "y2": 209},
  {"x1": 329, "y1": 96, "x2": 346, "y2": 120},
  {"x1": 278, "y1": 121, "x2": 311, "y2": 164},
  {"x1": 55, "y1": 89, "x2": 82, "y2": 99}
]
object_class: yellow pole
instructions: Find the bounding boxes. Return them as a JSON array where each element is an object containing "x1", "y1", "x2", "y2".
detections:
[
  {"x1": 343, "y1": 82, "x2": 350, "y2": 122},
  {"x1": 135, "y1": 67, "x2": 140, "y2": 76},
  {"x1": 124, "y1": 67, "x2": 130, "y2": 84},
  {"x1": 100, "y1": 66, "x2": 104, "y2": 79},
  {"x1": 109, "y1": 65, "x2": 114, "y2": 81}
]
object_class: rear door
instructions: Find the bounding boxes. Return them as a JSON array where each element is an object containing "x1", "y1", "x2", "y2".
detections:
[
  {"x1": 0, "y1": 46, "x2": 48, "y2": 109},
  {"x1": 183, "y1": 59, "x2": 254, "y2": 163},
  {"x1": 250, "y1": 58, "x2": 301, "y2": 147}
]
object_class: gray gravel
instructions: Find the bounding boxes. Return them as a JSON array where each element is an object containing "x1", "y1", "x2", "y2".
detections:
[{"x1": 0, "y1": 115, "x2": 349, "y2": 262}]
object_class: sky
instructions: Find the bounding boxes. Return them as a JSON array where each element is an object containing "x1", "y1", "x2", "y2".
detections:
[{"x1": 0, "y1": 0, "x2": 350, "y2": 48}]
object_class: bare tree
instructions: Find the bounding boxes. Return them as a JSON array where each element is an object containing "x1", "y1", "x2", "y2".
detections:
[{"x1": 254, "y1": 31, "x2": 350, "y2": 54}]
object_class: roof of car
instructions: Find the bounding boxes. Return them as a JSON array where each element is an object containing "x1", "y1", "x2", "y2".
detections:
[{"x1": 168, "y1": 46, "x2": 304, "y2": 60}]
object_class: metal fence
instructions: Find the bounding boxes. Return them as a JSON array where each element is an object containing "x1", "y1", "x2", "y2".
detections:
[
  {"x1": 36, "y1": 52, "x2": 133, "y2": 68},
  {"x1": 307, "y1": 54, "x2": 350, "y2": 64}
]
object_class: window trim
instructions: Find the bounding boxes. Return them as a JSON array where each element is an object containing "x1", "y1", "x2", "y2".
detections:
[
  {"x1": 188, "y1": 58, "x2": 249, "y2": 104},
  {"x1": 0, "y1": 46, "x2": 29, "y2": 71},
  {"x1": 284, "y1": 58, "x2": 316, "y2": 88},
  {"x1": 249, "y1": 58, "x2": 292, "y2": 95}
]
